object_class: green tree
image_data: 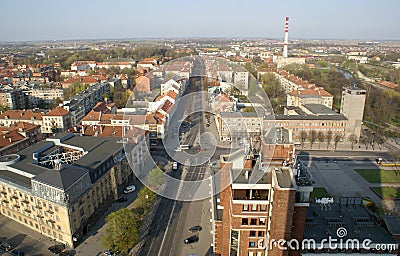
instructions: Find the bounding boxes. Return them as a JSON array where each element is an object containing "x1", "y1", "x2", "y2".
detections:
[
  {"x1": 102, "y1": 208, "x2": 140, "y2": 255},
  {"x1": 146, "y1": 167, "x2": 165, "y2": 189}
]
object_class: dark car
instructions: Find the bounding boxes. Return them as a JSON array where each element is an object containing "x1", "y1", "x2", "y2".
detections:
[
  {"x1": 116, "y1": 197, "x2": 128, "y2": 203},
  {"x1": 188, "y1": 225, "x2": 202, "y2": 233},
  {"x1": 59, "y1": 251, "x2": 74, "y2": 256},
  {"x1": 0, "y1": 242, "x2": 13, "y2": 251},
  {"x1": 48, "y1": 244, "x2": 65, "y2": 254},
  {"x1": 184, "y1": 235, "x2": 199, "y2": 244},
  {"x1": 11, "y1": 250, "x2": 25, "y2": 256}
]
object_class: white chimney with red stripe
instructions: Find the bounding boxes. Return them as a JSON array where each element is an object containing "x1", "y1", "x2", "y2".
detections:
[{"x1": 283, "y1": 16, "x2": 289, "y2": 58}]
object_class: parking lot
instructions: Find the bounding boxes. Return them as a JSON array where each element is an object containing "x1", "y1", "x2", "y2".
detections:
[{"x1": 0, "y1": 214, "x2": 59, "y2": 256}]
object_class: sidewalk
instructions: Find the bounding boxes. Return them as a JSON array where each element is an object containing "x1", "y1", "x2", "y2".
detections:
[{"x1": 298, "y1": 142, "x2": 389, "y2": 152}]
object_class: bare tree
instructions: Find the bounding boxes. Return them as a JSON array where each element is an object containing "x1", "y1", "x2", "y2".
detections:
[
  {"x1": 348, "y1": 133, "x2": 357, "y2": 150},
  {"x1": 334, "y1": 134, "x2": 342, "y2": 150},
  {"x1": 387, "y1": 150, "x2": 400, "y2": 175},
  {"x1": 300, "y1": 130, "x2": 308, "y2": 149},
  {"x1": 309, "y1": 130, "x2": 317, "y2": 149},
  {"x1": 317, "y1": 131, "x2": 325, "y2": 149},
  {"x1": 326, "y1": 130, "x2": 333, "y2": 149}
]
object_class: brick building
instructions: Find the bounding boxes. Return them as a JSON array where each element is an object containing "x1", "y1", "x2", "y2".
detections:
[{"x1": 213, "y1": 144, "x2": 313, "y2": 256}]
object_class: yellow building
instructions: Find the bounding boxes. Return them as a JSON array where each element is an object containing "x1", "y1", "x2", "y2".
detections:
[{"x1": 0, "y1": 133, "x2": 134, "y2": 248}]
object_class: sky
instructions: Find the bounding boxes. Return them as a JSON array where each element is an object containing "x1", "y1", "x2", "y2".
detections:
[{"x1": 1, "y1": 0, "x2": 400, "y2": 41}]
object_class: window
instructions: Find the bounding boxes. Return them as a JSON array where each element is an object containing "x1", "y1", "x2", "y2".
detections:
[
  {"x1": 258, "y1": 231, "x2": 264, "y2": 237},
  {"x1": 242, "y1": 218, "x2": 248, "y2": 225},
  {"x1": 243, "y1": 204, "x2": 249, "y2": 211},
  {"x1": 250, "y1": 231, "x2": 256, "y2": 237},
  {"x1": 260, "y1": 205, "x2": 266, "y2": 211},
  {"x1": 249, "y1": 241, "x2": 255, "y2": 248},
  {"x1": 250, "y1": 218, "x2": 257, "y2": 225},
  {"x1": 252, "y1": 204, "x2": 257, "y2": 211},
  {"x1": 259, "y1": 218, "x2": 265, "y2": 225}
]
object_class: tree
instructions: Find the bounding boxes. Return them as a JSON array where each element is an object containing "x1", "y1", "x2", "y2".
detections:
[
  {"x1": 102, "y1": 208, "x2": 140, "y2": 255},
  {"x1": 348, "y1": 133, "x2": 358, "y2": 150},
  {"x1": 309, "y1": 130, "x2": 317, "y2": 149},
  {"x1": 317, "y1": 131, "x2": 325, "y2": 149},
  {"x1": 136, "y1": 186, "x2": 156, "y2": 215},
  {"x1": 300, "y1": 130, "x2": 308, "y2": 149},
  {"x1": 387, "y1": 150, "x2": 400, "y2": 175},
  {"x1": 334, "y1": 134, "x2": 342, "y2": 149},
  {"x1": 146, "y1": 167, "x2": 165, "y2": 189},
  {"x1": 326, "y1": 130, "x2": 333, "y2": 149}
]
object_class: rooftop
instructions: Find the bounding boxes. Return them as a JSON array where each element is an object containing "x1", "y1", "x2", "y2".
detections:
[
  {"x1": 303, "y1": 104, "x2": 339, "y2": 116},
  {"x1": 304, "y1": 203, "x2": 398, "y2": 245}
]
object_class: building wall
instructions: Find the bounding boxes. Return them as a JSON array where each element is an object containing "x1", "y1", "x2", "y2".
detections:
[
  {"x1": 0, "y1": 157, "x2": 131, "y2": 248},
  {"x1": 340, "y1": 88, "x2": 366, "y2": 141}
]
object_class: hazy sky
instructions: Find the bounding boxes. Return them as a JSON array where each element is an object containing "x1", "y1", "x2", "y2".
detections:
[{"x1": 1, "y1": 0, "x2": 399, "y2": 41}]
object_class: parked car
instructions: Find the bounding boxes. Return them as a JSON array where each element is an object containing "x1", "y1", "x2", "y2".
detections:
[
  {"x1": 59, "y1": 251, "x2": 74, "y2": 256},
  {"x1": 0, "y1": 242, "x2": 13, "y2": 251},
  {"x1": 123, "y1": 185, "x2": 136, "y2": 194},
  {"x1": 11, "y1": 250, "x2": 25, "y2": 256},
  {"x1": 48, "y1": 244, "x2": 65, "y2": 254},
  {"x1": 116, "y1": 197, "x2": 128, "y2": 203},
  {"x1": 103, "y1": 250, "x2": 113, "y2": 256},
  {"x1": 172, "y1": 162, "x2": 178, "y2": 170},
  {"x1": 188, "y1": 225, "x2": 202, "y2": 233},
  {"x1": 184, "y1": 235, "x2": 199, "y2": 244}
]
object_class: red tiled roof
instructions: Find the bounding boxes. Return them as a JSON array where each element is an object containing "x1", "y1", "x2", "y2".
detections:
[
  {"x1": 46, "y1": 107, "x2": 69, "y2": 116},
  {"x1": 0, "y1": 130, "x2": 25, "y2": 147},
  {"x1": 63, "y1": 76, "x2": 98, "y2": 85},
  {"x1": 0, "y1": 110, "x2": 44, "y2": 120},
  {"x1": 82, "y1": 110, "x2": 101, "y2": 121}
]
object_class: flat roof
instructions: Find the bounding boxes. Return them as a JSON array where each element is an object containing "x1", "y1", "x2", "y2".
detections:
[
  {"x1": 303, "y1": 104, "x2": 339, "y2": 116},
  {"x1": 220, "y1": 111, "x2": 260, "y2": 118},
  {"x1": 0, "y1": 134, "x2": 123, "y2": 191},
  {"x1": 272, "y1": 114, "x2": 347, "y2": 121},
  {"x1": 275, "y1": 168, "x2": 293, "y2": 188},
  {"x1": 304, "y1": 204, "x2": 398, "y2": 244}
]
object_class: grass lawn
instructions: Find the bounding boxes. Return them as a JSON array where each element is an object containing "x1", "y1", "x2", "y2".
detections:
[
  {"x1": 355, "y1": 169, "x2": 400, "y2": 183},
  {"x1": 372, "y1": 187, "x2": 400, "y2": 199},
  {"x1": 310, "y1": 187, "x2": 331, "y2": 200}
]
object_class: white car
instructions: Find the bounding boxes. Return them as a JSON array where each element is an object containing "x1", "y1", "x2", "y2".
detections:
[
  {"x1": 172, "y1": 162, "x2": 178, "y2": 170},
  {"x1": 123, "y1": 185, "x2": 136, "y2": 194}
]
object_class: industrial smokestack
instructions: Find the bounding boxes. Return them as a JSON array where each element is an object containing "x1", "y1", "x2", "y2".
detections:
[{"x1": 283, "y1": 16, "x2": 289, "y2": 58}]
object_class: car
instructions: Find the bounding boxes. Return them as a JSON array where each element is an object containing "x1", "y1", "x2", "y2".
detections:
[
  {"x1": 123, "y1": 185, "x2": 136, "y2": 194},
  {"x1": 116, "y1": 197, "x2": 128, "y2": 203},
  {"x1": 103, "y1": 250, "x2": 113, "y2": 256},
  {"x1": 59, "y1": 251, "x2": 74, "y2": 256},
  {"x1": 172, "y1": 162, "x2": 178, "y2": 170},
  {"x1": 150, "y1": 141, "x2": 157, "y2": 146},
  {"x1": 184, "y1": 235, "x2": 199, "y2": 244},
  {"x1": 0, "y1": 242, "x2": 13, "y2": 251},
  {"x1": 11, "y1": 250, "x2": 25, "y2": 256},
  {"x1": 188, "y1": 225, "x2": 202, "y2": 233},
  {"x1": 48, "y1": 244, "x2": 65, "y2": 254}
]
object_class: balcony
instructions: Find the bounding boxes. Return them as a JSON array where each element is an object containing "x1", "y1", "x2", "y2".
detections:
[{"x1": 232, "y1": 189, "x2": 269, "y2": 201}]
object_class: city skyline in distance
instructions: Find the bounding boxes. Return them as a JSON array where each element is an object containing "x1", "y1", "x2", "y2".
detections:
[{"x1": 1, "y1": 0, "x2": 400, "y2": 42}]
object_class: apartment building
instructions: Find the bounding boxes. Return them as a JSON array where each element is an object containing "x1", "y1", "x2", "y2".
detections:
[
  {"x1": 0, "y1": 122, "x2": 43, "y2": 156},
  {"x1": 213, "y1": 144, "x2": 313, "y2": 256},
  {"x1": 25, "y1": 88, "x2": 64, "y2": 108},
  {"x1": 42, "y1": 107, "x2": 71, "y2": 134},
  {"x1": 0, "y1": 89, "x2": 27, "y2": 110},
  {"x1": 217, "y1": 112, "x2": 262, "y2": 142},
  {"x1": 0, "y1": 133, "x2": 131, "y2": 248},
  {"x1": 340, "y1": 87, "x2": 366, "y2": 142},
  {"x1": 0, "y1": 110, "x2": 44, "y2": 127}
]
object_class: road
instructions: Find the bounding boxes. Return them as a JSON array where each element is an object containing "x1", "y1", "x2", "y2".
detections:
[{"x1": 140, "y1": 58, "x2": 214, "y2": 256}]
